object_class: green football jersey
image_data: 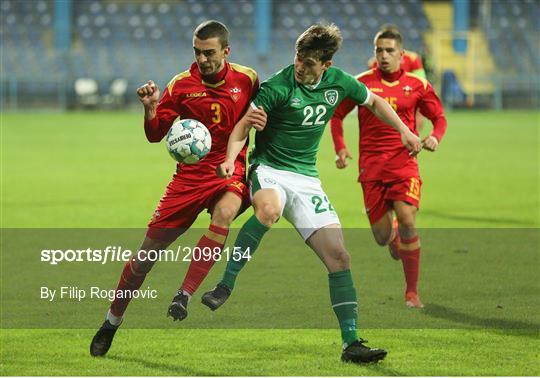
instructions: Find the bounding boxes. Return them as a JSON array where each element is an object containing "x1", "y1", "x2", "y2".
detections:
[{"x1": 250, "y1": 64, "x2": 369, "y2": 177}]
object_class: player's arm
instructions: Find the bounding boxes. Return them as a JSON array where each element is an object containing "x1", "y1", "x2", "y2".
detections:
[
  {"x1": 330, "y1": 98, "x2": 356, "y2": 169},
  {"x1": 137, "y1": 80, "x2": 179, "y2": 143},
  {"x1": 418, "y1": 84, "x2": 448, "y2": 152},
  {"x1": 363, "y1": 93, "x2": 422, "y2": 154},
  {"x1": 217, "y1": 104, "x2": 267, "y2": 178}
]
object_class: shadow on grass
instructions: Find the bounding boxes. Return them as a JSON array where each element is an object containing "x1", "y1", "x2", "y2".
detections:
[
  {"x1": 421, "y1": 210, "x2": 535, "y2": 226},
  {"x1": 424, "y1": 303, "x2": 540, "y2": 339},
  {"x1": 107, "y1": 355, "x2": 222, "y2": 376},
  {"x1": 363, "y1": 362, "x2": 405, "y2": 376}
]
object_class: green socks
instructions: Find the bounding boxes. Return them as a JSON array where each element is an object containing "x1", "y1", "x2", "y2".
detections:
[
  {"x1": 329, "y1": 269, "x2": 359, "y2": 346},
  {"x1": 220, "y1": 215, "x2": 269, "y2": 290}
]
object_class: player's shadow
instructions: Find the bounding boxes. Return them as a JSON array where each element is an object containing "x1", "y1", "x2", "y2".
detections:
[
  {"x1": 424, "y1": 303, "x2": 540, "y2": 339},
  {"x1": 420, "y1": 209, "x2": 533, "y2": 226},
  {"x1": 363, "y1": 363, "x2": 405, "y2": 376},
  {"x1": 107, "y1": 355, "x2": 222, "y2": 376}
]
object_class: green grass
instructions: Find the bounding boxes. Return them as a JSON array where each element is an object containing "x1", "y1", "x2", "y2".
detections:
[{"x1": 1, "y1": 110, "x2": 539, "y2": 376}]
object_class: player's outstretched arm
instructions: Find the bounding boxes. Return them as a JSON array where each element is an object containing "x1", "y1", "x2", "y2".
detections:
[
  {"x1": 217, "y1": 105, "x2": 267, "y2": 178},
  {"x1": 364, "y1": 93, "x2": 422, "y2": 154}
]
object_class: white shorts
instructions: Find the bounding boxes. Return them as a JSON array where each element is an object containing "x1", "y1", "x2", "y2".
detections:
[{"x1": 249, "y1": 164, "x2": 341, "y2": 240}]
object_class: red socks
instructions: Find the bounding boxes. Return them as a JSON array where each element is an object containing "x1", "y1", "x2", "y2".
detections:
[
  {"x1": 180, "y1": 224, "x2": 229, "y2": 295},
  {"x1": 398, "y1": 235, "x2": 421, "y2": 295},
  {"x1": 109, "y1": 257, "x2": 148, "y2": 317}
]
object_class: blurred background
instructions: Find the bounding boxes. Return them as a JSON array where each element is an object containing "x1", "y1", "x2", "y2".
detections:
[{"x1": 1, "y1": 0, "x2": 539, "y2": 111}]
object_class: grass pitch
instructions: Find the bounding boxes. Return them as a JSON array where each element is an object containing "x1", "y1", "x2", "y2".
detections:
[{"x1": 1, "y1": 110, "x2": 539, "y2": 376}]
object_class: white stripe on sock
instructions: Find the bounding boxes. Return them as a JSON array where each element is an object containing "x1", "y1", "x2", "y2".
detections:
[
  {"x1": 332, "y1": 301, "x2": 357, "y2": 308},
  {"x1": 106, "y1": 309, "x2": 123, "y2": 326}
]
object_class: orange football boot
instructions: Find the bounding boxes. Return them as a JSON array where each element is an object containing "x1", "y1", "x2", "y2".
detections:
[{"x1": 405, "y1": 292, "x2": 424, "y2": 308}]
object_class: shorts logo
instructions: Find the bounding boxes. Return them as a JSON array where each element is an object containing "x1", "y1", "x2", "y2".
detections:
[
  {"x1": 264, "y1": 178, "x2": 277, "y2": 184},
  {"x1": 324, "y1": 90, "x2": 339, "y2": 106},
  {"x1": 151, "y1": 210, "x2": 161, "y2": 222},
  {"x1": 227, "y1": 180, "x2": 245, "y2": 191}
]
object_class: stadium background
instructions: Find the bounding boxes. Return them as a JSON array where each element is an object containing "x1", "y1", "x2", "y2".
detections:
[
  {"x1": 1, "y1": 0, "x2": 539, "y2": 376},
  {"x1": 2, "y1": 0, "x2": 539, "y2": 110}
]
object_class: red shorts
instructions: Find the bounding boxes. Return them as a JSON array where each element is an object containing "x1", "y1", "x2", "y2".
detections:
[
  {"x1": 146, "y1": 173, "x2": 250, "y2": 242},
  {"x1": 361, "y1": 176, "x2": 422, "y2": 224}
]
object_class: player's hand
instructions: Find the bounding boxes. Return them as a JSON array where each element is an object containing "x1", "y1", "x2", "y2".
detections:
[
  {"x1": 246, "y1": 105, "x2": 267, "y2": 132},
  {"x1": 335, "y1": 148, "x2": 352, "y2": 169},
  {"x1": 136, "y1": 80, "x2": 160, "y2": 108},
  {"x1": 402, "y1": 129, "x2": 422, "y2": 156},
  {"x1": 217, "y1": 159, "x2": 235, "y2": 178},
  {"x1": 422, "y1": 135, "x2": 439, "y2": 152}
]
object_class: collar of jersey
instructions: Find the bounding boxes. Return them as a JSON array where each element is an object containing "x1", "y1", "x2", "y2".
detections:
[
  {"x1": 301, "y1": 73, "x2": 324, "y2": 90},
  {"x1": 202, "y1": 79, "x2": 226, "y2": 88}
]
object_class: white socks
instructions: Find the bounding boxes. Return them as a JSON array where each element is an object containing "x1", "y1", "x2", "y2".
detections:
[{"x1": 106, "y1": 309, "x2": 123, "y2": 326}]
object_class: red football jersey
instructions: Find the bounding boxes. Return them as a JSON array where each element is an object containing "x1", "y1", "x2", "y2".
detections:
[
  {"x1": 368, "y1": 50, "x2": 424, "y2": 74},
  {"x1": 144, "y1": 61, "x2": 258, "y2": 180},
  {"x1": 331, "y1": 68, "x2": 447, "y2": 182}
]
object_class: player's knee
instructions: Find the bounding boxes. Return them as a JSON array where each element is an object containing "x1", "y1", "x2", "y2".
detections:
[
  {"x1": 372, "y1": 229, "x2": 392, "y2": 246},
  {"x1": 212, "y1": 204, "x2": 238, "y2": 226},
  {"x1": 396, "y1": 215, "x2": 415, "y2": 232},
  {"x1": 132, "y1": 254, "x2": 156, "y2": 274},
  {"x1": 135, "y1": 239, "x2": 170, "y2": 273},
  {"x1": 255, "y1": 203, "x2": 280, "y2": 227},
  {"x1": 329, "y1": 249, "x2": 351, "y2": 271}
]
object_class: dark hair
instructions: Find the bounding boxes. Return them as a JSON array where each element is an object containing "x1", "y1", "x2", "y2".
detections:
[
  {"x1": 193, "y1": 20, "x2": 229, "y2": 48},
  {"x1": 295, "y1": 23, "x2": 343, "y2": 62},
  {"x1": 373, "y1": 28, "x2": 403, "y2": 46}
]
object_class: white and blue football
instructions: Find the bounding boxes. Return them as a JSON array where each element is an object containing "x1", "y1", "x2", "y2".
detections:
[{"x1": 165, "y1": 119, "x2": 212, "y2": 164}]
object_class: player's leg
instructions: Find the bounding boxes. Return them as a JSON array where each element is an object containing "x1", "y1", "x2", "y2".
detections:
[
  {"x1": 393, "y1": 200, "x2": 423, "y2": 308},
  {"x1": 361, "y1": 181, "x2": 400, "y2": 259},
  {"x1": 90, "y1": 236, "x2": 174, "y2": 356},
  {"x1": 168, "y1": 190, "x2": 243, "y2": 320},
  {"x1": 307, "y1": 225, "x2": 387, "y2": 363},
  {"x1": 91, "y1": 178, "x2": 200, "y2": 356},
  {"x1": 287, "y1": 174, "x2": 386, "y2": 363},
  {"x1": 202, "y1": 165, "x2": 286, "y2": 310},
  {"x1": 201, "y1": 187, "x2": 281, "y2": 310}
]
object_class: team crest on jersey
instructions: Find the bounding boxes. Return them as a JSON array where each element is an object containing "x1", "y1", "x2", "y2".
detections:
[
  {"x1": 324, "y1": 90, "x2": 339, "y2": 106},
  {"x1": 403, "y1": 85, "x2": 413, "y2": 96},
  {"x1": 230, "y1": 87, "x2": 242, "y2": 102}
]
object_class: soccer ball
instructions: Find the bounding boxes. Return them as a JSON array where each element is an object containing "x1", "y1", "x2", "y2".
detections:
[{"x1": 165, "y1": 119, "x2": 212, "y2": 164}]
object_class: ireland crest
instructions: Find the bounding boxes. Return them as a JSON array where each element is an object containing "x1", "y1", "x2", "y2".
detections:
[{"x1": 324, "y1": 90, "x2": 338, "y2": 106}]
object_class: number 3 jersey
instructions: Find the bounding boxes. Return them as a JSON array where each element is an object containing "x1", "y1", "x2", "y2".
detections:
[
  {"x1": 251, "y1": 65, "x2": 370, "y2": 177},
  {"x1": 331, "y1": 68, "x2": 447, "y2": 182},
  {"x1": 144, "y1": 61, "x2": 259, "y2": 180}
]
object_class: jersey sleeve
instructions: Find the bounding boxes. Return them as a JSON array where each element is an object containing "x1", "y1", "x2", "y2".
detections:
[
  {"x1": 418, "y1": 83, "x2": 447, "y2": 142},
  {"x1": 343, "y1": 73, "x2": 370, "y2": 105},
  {"x1": 252, "y1": 77, "x2": 288, "y2": 113},
  {"x1": 144, "y1": 84, "x2": 180, "y2": 143},
  {"x1": 330, "y1": 97, "x2": 356, "y2": 153}
]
